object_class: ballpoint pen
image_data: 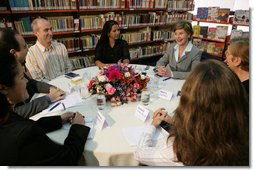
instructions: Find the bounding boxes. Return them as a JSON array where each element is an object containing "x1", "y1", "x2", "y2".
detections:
[
  {"x1": 49, "y1": 102, "x2": 61, "y2": 111},
  {"x1": 163, "y1": 77, "x2": 171, "y2": 81}
]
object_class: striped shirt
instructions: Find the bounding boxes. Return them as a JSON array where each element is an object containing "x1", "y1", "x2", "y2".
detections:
[
  {"x1": 134, "y1": 124, "x2": 183, "y2": 166},
  {"x1": 26, "y1": 40, "x2": 72, "y2": 81}
]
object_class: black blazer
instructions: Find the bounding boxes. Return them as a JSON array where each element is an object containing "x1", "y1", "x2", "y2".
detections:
[{"x1": 0, "y1": 113, "x2": 90, "y2": 166}]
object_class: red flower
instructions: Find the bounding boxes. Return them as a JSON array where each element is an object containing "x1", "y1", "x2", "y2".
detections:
[
  {"x1": 87, "y1": 80, "x2": 95, "y2": 91},
  {"x1": 108, "y1": 70, "x2": 122, "y2": 81}
]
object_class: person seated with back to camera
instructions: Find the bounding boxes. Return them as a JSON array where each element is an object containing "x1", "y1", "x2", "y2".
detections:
[
  {"x1": 135, "y1": 59, "x2": 249, "y2": 166},
  {"x1": 94, "y1": 20, "x2": 130, "y2": 68},
  {"x1": 155, "y1": 20, "x2": 202, "y2": 79},
  {"x1": 0, "y1": 28, "x2": 65, "y2": 118},
  {"x1": 0, "y1": 46, "x2": 90, "y2": 165}
]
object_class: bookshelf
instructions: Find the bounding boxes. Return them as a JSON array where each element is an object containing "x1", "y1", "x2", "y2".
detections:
[
  {"x1": 1, "y1": 0, "x2": 194, "y2": 69},
  {"x1": 192, "y1": 7, "x2": 249, "y2": 59}
]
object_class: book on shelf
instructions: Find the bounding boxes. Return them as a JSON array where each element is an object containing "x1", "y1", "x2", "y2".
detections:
[
  {"x1": 196, "y1": 7, "x2": 208, "y2": 20},
  {"x1": 206, "y1": 42, "x2": 216, "y2": 54},
  {"x1": 193, "y1": 25, "x2": 201, "y2": 37},
  {"x1": 207, "y1": 27, "x2": 217, "y2": 39},
  {"x1": 192, "y1": 38, "x2": 202, "y2": 49},
  {"x1": 216, "y1": 8, "x2": 230, "y2": 22},
  {"x1": 233, "y1": 10, "x2": 250, "y2": 25},
  {"x1": 215, "y1": 26, "x2": 228, "y2": 41},
  {"x1": 200, "y1": 41, "x2": 208, "y2": 52},
  {"x1": 200, "y1": 26, "x2": 208, "y2": 38},
  {"x1": 230, "y1": 30, "x2": 243, "y2": 41},
  {"x1": 214, "y1": 43, "x2": 224, "y2": 56},
  {"x1": 207, "y1": 7, "x2": 219, "y2": 21}
]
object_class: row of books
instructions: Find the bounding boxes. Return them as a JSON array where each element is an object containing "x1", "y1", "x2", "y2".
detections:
[
  {"x1": 193, "y1": 39, "x2": 225, "y2": 57},
  {"x1": 193, "y1": 25, "x2": 228, "y2": 41},
  {"x1": 70, "y1": 55, "x2": 95, "y2": 70},
  {"x1": 122, "y1": 28, "x2": 151, "y2": 44},
  {"x1": 79, "y1": 0, "x2": 193, "y2": 10},
  {"x1": 129, "y1": 43, "x2": 168, "y2": 59},
  {"x1": 80, "y1": 12, "x2": 192, "y2": 30},
  {"x1": 4, "y1": 0, "x2": 194, "y2": 11},
  {"x1": 128, "y1": 0, "x2": 167, "y2": 9},
  {"x1": 8, "y1": 0, "x2": 76, "y2": 10},
  {"x1": 196, "y1": 7, "x2": 230, "y2": 22},
  {"x1": 57, "y1": 38, "x2": 81, "y2": 52},
  {"x1": 81, "y1": 35, "x2": 100, "y2": 50},
  {"x1": 152, "y1": 30, "x2": 174, "y2": 41},
  {"x1": 13, "y1": 16, "x2": 79, "y2": 35},
  {"x1": 167, "y1": 0, "x2": 193, "y2": 11}
]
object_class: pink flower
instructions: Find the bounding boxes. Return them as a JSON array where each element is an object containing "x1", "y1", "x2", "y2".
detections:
[{"x1": 104, "y1": 83, "x2": 116, "y2": 95}]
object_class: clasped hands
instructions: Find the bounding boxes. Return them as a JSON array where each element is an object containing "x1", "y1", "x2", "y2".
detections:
[
  {"x1": 61, "y1": 112, "x2": 85, "y2": 125},
  {"x1": 152, "y1": 108, "x2": 172, "y2": 127}
]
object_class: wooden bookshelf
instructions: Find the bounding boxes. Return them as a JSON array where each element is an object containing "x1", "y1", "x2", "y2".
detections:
[{"x1": 1, "y1": 0, "x2": 194, "y2": 68}]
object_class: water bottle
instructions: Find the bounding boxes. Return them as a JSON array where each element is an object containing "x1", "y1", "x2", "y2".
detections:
[{"x1": 97, "y1": 90, "x2": 106, "y2": 110}]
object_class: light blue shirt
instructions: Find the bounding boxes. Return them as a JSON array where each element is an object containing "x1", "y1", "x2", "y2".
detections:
[{"x1": 174, "y1": 41, "x2": 193, "y2": 62}]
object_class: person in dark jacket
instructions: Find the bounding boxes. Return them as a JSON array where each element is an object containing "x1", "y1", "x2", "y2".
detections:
[
  {"x1": 94, "y1": 20, "x2": 130, "y2": 67},
  {"x1": 0, "y1": 46, "x2": 90, "y2": 165},
  {"x1": 0, "y1": 28, "x2": 65, "y2": 118}
]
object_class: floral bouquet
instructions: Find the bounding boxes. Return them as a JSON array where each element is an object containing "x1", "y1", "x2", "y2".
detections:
[{"x1": 88, "y1": 62, "x2": 150, "y2": 106}]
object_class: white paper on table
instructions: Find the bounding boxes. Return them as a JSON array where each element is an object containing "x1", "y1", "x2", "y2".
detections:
[
  {"x1": 63, "y1": 116, "x2": 94, "y2": 139},
  {"x1": 41, "y1": 92, "x2": 83, "y2": 114},
  {"x1": 122, "y1": 125, "x2": 164, "y2": 146}
]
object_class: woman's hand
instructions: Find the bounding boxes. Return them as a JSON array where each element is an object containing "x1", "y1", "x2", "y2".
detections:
[
  {"x1": 151, "y1": 108, "x2": 169, "y2": 127},
  {"x1": 61, "y1": 112, "x2": 75, "y2": 124},
  {"x1": 156, "y1": 66, "x2": 172, "y2": 77},
  {"x1": 48, "y1": 87, "x2": 65, "y2": 103}
]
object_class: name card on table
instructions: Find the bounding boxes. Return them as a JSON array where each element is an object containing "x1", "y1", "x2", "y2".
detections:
[
  {"x1": 94, "y1": 111, "x2": 109, "y2": 130},
  {"x1": 135, "y1": 104, "x2": 150, "y2": 122},
  {"x1": 158, "y1": 90, "x2": 173, "y2": 101}
]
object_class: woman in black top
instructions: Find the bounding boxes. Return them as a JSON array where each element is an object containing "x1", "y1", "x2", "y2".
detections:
[
  {"x1": 224, "y1": 38, "x2": 249, "y2": 95},
  {"x1": 95, "y1": 20, "x2": 130, "y2": 67},
  {"x1": 0, "y1": 47, "x2": 90, "y2": 165}
]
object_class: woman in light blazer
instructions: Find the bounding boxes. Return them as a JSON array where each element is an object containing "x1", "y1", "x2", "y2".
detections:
[{"x1": 156, "y1": 21, "x2": 202, "y2": 79}]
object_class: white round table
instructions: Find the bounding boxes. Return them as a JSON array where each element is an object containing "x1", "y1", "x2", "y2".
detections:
[{"x1": 30, "y1": 65, "x2": 185, "y2": 166}]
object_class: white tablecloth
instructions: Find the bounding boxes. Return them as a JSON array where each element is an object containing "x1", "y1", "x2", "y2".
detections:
[{"x1": 30, "y1": 65, "x2": 185, "y2": 166}]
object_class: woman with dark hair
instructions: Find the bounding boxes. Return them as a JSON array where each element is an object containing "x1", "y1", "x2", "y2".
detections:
[
  {"x1": 225, "y1": 38, "x2": 249, "y2": 94},
  {"x1": 155, "y1": 20, "x2": 202, "y2": 79},
  {"x1": 0, "y1": 46, "x2": 90, "y2": 165},
  {"x1": 0, "y1": 28, "x2": 65, "y2": 118},
  {"x1": 135, "y1": 60, "x2": 249, "y2": 166},
  {"x1": 94, "y1": 20, "x2": 130, "y2": 67}
]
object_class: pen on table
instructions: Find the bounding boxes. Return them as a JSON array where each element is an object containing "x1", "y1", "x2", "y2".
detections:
[
  {"x1": 163, "y1": 77, "x2": 171, "y2": 81},
  {"x1": 49, "y1": 102, "x2": 61, "y2": 111}
]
